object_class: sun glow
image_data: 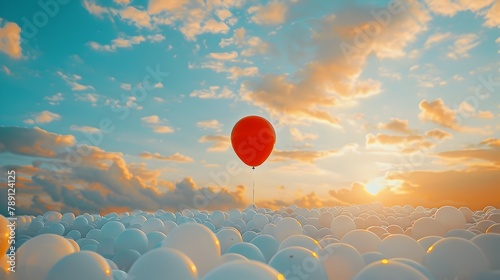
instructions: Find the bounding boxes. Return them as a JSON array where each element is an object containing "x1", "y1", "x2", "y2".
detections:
[{"x1": 364, "y1": 178, "x2": 386, "y2": 195}]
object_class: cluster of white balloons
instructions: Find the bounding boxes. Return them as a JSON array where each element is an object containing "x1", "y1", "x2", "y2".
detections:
[{"x1": 1, "y1": 203, "x2": 500, "y2": 280}]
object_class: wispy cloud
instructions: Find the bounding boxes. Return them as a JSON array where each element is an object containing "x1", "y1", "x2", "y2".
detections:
[
  {"x1": 24, "y1": 111, "x2": 61, "y2": 124},
  {"x1": 198, "y1": 135, "x2": 230, "y2": 152},
  {"x1": 88, "y1": 34, "x2": 165, "y2": 52},
  {"x1": 139, "y1": 151, "x2": 194, "y2": 163}
]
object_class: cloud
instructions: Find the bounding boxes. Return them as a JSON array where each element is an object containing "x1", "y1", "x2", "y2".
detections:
[
  {"x1": 146, "y1": 0, "x2": 241, "y2": 41},
  {"x1": 378, "y1": 67, "x2": 402, "y2": 80},
  {"x1": 0, "y1": 20, "x2": 22, "y2": 58},
  {"x1": 481, "y1": 138, "x2": 500, "y2": 148},
  {"x1": 271, "y1": 149, "x2": 338, "y2": 164},
  {"x1": 24, "y1": 111, "x2": 61, "y2": 124},
  {"x1": 366, "y1": 133, "x2": 424, "y2": 145},
  {"x1": 215, "y1": 9, "x2": 233, "y2": 21},
  {"x1": 289, "y1": 128, "x2": 317, "y2": 142},
  {"x1": 74, "y1": 93, "x2": 101, "y2": 106},
  {"x1": 248, "y1": 1, "x2": 288, "y2": 25},
  {"x1": 191, "y1": 61, "x2": 259, "y2": 81},
  {"x1": 190, "y1": 86, "x2": 234, "y2": 99},
  {"x1": 69, "y1": 125, "x2": 101, "y2": 134},
  {"x1": 1, "y1": 127, "x2": 247, "y2": 215},
  {"x1": 418, "y1": 98, "x2": 458, "y2": 129},
  {"x1": 197, "y1": 119, "x2": 223, "y2": 131},
  {"x1": 424, "y1": 0, "x2": 494, "y2": 16},
  {"x1": 242, "y1": 1, "x2": 430, "y2": 126},
  {"x1": 44, "y1": 93, "x2": 64, "y2": 105},
  {"x1": 57, "y1": 71, "x2": 95, "y2": 91},
  {"x1": 219, "y1": 27, "x2": 270, "y2": 56},
  {"x1": 141, "y1": 115, "x2": 174, "y2": 133},
  {"x1": 152, "y1": 126, "x2": 174, "y2": 134},
  {"x1": 0, "y1": 127, "x2": 75, "y2": 157},
  {"x1": 484, "y1": 0, "x2": 500, "y2": 27},
  {"x1": 141, "y1": 115, "x2": 160, "y2": 124},
  {"x1": 89, "y1": 34, "x2": 165, "y2": 52},
  {"x1": 120, "y1": 6, "x2": 152, "y2": 28},
  {"x1": 198, "y1": 135, "x2": 230, "y2": 152},
  {"x1": 424, "y1": 32, "x2": 452, "y2": 49},
  {"x1": 139, "y1": 152, "x2": 194, "y2": 163},
  {"x1": 82, "y1": 0, "x2": 112, "y2": 17},
  {"x1": 2, "y1": 65, "x2": 11, "y2": 75},
  {"x1": 377, "y1": 118, "x2": 411, "y2": 134},
  {"x1": 425, "y1": 128, "x2": 453, "y2": 139},
  {"x1": 208, "y1": 51, "x2": 238, "y2": 60},
  {"x1": 447, "y1": 33, "x2": 481, "y2": 60}
]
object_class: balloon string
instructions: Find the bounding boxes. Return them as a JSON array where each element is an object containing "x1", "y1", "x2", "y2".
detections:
[{"x1": 252, "y1": 166, "x2": 255, "y2": 209}]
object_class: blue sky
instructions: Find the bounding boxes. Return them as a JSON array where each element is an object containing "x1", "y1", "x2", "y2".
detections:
[{"x1": 0, "y1": 0, "x2": 499, "y2": 214}]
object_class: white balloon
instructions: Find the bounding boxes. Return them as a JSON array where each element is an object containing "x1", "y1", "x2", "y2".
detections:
[
  {"x1": 417, "y1": 236, "x2": 442, "y2": 252},
  {"x1": 101, "y1": 221, "x2": 125, "y2": 240},
  {"x1": 341, "y1": 229, "x2": 381, "y2": 254},
  {"x1": 435, "y1": 206, "x2": 466, "y2": 231},
  {"x1": 142, "y1": 218, "x2": 165, "y2": 234},
  {"x1": 412, "y1": 217, "x2": 446, "y2": 240},
  {"x1": 226, "y1": 242, "x2": 266, "y2": 262},
  {"x1": 471, "y1": 233, "x2": 500, "y2": 270},
  {"x1": 147, "y1": 231, "x2": 166, "y2": 250},
  {"x1": 423, "y1": 237, "x2": 489, "y2": 280},
  {"x1": 391, "y1": 258, "x2": 435, "y2": 280},
  {"x1": 269, "y1": 246, "x2": 328, "y2": 280},
  {"x1": 46, "y1": 251, "x2": 112, "y2": 280},
  {"x1": 112, "y1": 249, "x2": 141, "y2": 272},
  {"x1": 486, "y1": 223, "x2": 500, "y2": 234},
  {"x1": 162, "y1": 223, "x2": 220, "y2": 276},
  {"x1": 378, "y1": 234, "x2": 425, "y2": 262},
  {"x1": 353, "y1": 259, "x2": 428, "y2": 280},
  {"x1": 251, "y1": 234, "x2": 280, "y2": 263},
  {"x1": 114, "y1": 228, "x2": 148, "y2": 255},
  {"x1": 16, "y1": 234, "x2": 77, "y2": 280},
  {"x1": 330, "y1": 215, "x2": 356, "y2": 239},
  {"x1": 210, "y1": 211, "x2": 226, "y2": 228},
  {"x1": 279, "y1": 234, "x2": 321, "y2": 253},
  {"x1": 252, "y1": 213, "x2": 269, "y2": 229},
  {"x1": 202, "y1": 260, "x2": 283, "y2": 280},
  {"x1": 445, "y1": 229, "x2": 476, "y2": 240},
  {"x1": 321, "y1": 243, "x2": 365, "y2": 280},
  {"x1": 319, "y1": 212, "x2": 334, "y2": 229},
  {"x1": 217, "y1": 228, "x2": 243, "y2": 254},
  {"x1": 61, "y1": 213, "x2": 76, "y2": 225},
  {"x1": 275, "y1": 217, "x2": 303, "y2": 242},
  {"x1": 220, "y1": 253, "x2": 248, "y2": 263}
]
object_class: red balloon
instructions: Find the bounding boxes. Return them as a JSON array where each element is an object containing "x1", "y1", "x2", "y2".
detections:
[{"x1": 231, "y1": 116, "x2": 276, "y2": 168}]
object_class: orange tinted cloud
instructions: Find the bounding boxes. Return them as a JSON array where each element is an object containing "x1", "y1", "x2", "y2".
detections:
[
  {"x1": 0, "y1": 21, "x2": 22, "y2": 58},
  {"x1": 248, "y1": 1, "x2": 288, "y2": 25},
  {"x1": 139, "y1": 152, "x2": 195, "y2": 163},
  {"x1": 425, "y1": 128, "x2": 453, "y2": 139},
  {"x1": 377, "y1": 118, "x2": 411, "y2": 134},
  {"x1": 271, "y1": 149, "x2": 338, "y2": 164},
  {"x1": 366, "y1": 133, "x2": 424, "y2": 145},
  {"x1": 198, "y1": 135, "x2": 230, "y2": 152},
  {"x1": 243, "y1": 1, "x2": 430, "y2": 126},
  {"x1": 0, "y1": 127, "x2": 75, "y2": 157}
]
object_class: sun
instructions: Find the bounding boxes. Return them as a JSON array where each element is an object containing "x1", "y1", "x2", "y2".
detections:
[{"x1": 364, "y1": 177, "x2": 386, "y2": 195}]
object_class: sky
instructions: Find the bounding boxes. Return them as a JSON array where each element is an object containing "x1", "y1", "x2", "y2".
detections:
[{"x1": 0, "y1": 0, "x2": 499, "y2": 215}]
